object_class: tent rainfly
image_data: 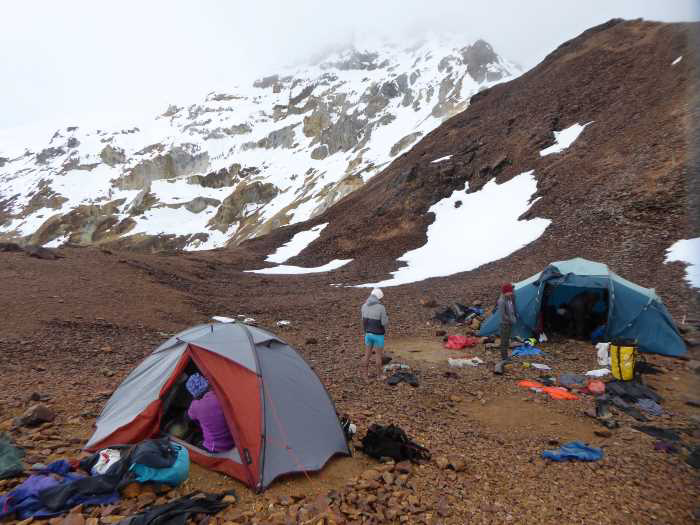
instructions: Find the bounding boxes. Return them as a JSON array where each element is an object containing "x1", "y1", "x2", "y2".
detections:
[
  {"x1": 479, "y1": 257, "x2": 686, "y2": 357},
  {"x1": 85, "y1": 322, "x2": 350, "y2": 491}
]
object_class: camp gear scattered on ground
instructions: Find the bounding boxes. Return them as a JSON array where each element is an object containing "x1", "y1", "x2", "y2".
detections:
[
  {"x1": 434, "y1": 303, "x2": 483, "y2": 324},
  {"x1": 448, "y1": 357, "x2": 483, "y2": 367},
  {"x1": 0, "y1": 433, "x2": 24, "y2": 480},
  {"x1": 479, "y1": 257, "x2": 686, "y2": 357},
  {"x1": 596, "y1": 342, "x2": 611, "y2": 366},
  {"x1": 512, "y1": 345, "x2": 543, "y2": 357},
  {"x1": 541, "y1": 387, "x2": 580, "y2": 400},
  {"x1": 586, "y1": 368, "x2": 610, "y2": 378},
  {"x1": 653, "y1": 441, "x2": 677, "y2": 453},
  {"x1": 129, "y1": 443, "x2": 189, "y2": 486},
  {"x1": 635, "y1": 399, "x2": 662, "y2": 417},
  {"x1": 386, "y1": 370, "x2": 419, "y2": 387},
  {"x1": 587, "y1": 380, "x2": 606, "y2": 395},
  {"x1": 611, "y1": 397, "x2": 648, "y2": 421},
  {"x1": 339, "y1": 416, "x2": 356, "y2": 441},
  {"x1": 1, "y1": 439, "x2": 183, "y2": 520},
  {"x1": 443, "y1": 335, "x2": 480, "y2": 349},
  {"x1": 360, "y1": 424, "x2": 430, "y2": 463},
  {"x1": 85, "y1": 322, "x2": 350, "y2": 492},
  {"x1": 632, "y1": 426, "x2": 681, "y2": 442},
  {"x1": 558, "y1": 373, "x2": 586, "y2": 388},
  {"x1": 542, "y1": 441, "x2": 603, "y2": 462},
  {"x1": 532, "y1": 363, "x2": 551, "y2": 370},
  {"x1": 610, "y1": 341, "x2": 637, "y2": 380},
  {"x1": 383, "y1": 363, "x2": 410, "y2": 373},
  {"x1": 518, "y1": 380, "x2": 544, "y2": 389},
  {"x1": 606, "y1": 380, "x2": 662, "y2": 403},
  {"x1": 91, "y1": 449, "x2": 121, "y2": 475},
  {"x1": 115, "y1": 490, "x2": 237, "y2": 525}
]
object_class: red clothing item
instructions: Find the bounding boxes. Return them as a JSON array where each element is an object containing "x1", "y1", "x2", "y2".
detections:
[{"x1": 187, "y1": 391, "x2": 235, "y2": 452}]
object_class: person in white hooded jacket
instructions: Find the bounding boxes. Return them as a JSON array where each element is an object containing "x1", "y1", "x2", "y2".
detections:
[{"x1": 361, "y1": 287, "x2": 389, "y2": 380}]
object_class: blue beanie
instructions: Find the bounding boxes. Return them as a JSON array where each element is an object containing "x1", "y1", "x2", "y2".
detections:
[{"x1": 186, "y1": 373, "x2": 209, "y2": 398}]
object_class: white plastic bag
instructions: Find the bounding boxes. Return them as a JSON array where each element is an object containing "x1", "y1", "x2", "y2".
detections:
[{"x1": 539, "y1": 332, "x2": 548, "y2": 343}]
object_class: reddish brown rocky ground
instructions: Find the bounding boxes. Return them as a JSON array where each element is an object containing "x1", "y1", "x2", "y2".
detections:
[{"x1": 0, "y1": 245, "x2": 698, "y2": 524}]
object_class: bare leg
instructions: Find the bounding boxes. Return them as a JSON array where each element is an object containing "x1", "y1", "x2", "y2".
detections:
[
  {"x1": 362, "y1": 344, "x2": 373, "y2": 380},
  {"x1": 375, "y1": 346, "x2": 384, "y2": 379}
]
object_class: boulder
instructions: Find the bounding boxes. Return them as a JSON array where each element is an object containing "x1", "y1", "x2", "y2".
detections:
[{"x1": 20, "y1": 404, "x2": 55, "y2": 427}]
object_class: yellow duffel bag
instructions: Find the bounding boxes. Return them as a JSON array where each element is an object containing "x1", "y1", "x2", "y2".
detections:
[{"x1": 610, "y1": 340, "x2": 637, "y2": 381}]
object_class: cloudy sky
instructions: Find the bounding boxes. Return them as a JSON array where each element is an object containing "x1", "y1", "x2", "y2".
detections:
[{"x1": 1, "y1": 0, "x2": 698, "y2": 135}]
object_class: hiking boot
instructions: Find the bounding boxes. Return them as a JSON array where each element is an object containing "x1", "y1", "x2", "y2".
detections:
[{"x1": 595, "y1": 395, "x2": 612, "y2": 419}]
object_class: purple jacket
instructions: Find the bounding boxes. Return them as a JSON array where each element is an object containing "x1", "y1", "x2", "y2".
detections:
[{"x1": 188, "y1": 391, "x2": 235, "y2": 452}]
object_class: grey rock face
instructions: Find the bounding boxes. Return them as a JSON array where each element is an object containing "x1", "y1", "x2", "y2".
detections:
[
  {"x1": 311, "y1": 145, "x2": 329, "y2": 160},
  {"x1": 36, "y1": 147, "x2": 65, "y2": 165},
  {"x1": 209, "y1": 181, "x2": 279, "y2": 231},
  {"x1": 390, "y1": 132, "x2": 422, "y2": 157},
  {"x1": 320, "y1": 113, "x2": 367, "y2": 155},
  {"x1": 322, "y1": 50, "x2": 379, "y2": 71},
  {"x1": 188, "y1": 164, "x2": 240, "y2": 188},
  {"x1": 100, "y1": 145, "x2": 127, "y2": 167},
  {"x1": 253, "y1": 74, "x2": 280, "y2": 88},
  {"x1": 461, "y1": 39, "x2": 499, "y2": 83},
  {"x1": 117, "y1": 145, "x2": 210, "y2": 190},
  {"x1": 245, "y1": 124, "x2": 297, "y2": 150}
]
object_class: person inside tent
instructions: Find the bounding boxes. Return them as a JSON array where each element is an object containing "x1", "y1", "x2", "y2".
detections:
[
  {"x1": 361, "y1": 287, "x2": 389, "y2": 381},
  {"x1": 186, "y1": 373, "x2": 235, "y2": 453}
]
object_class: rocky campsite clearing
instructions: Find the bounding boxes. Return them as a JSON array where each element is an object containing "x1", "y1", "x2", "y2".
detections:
[{"x1": 0, "y1": 246, "x2": 698, "y2": 524}]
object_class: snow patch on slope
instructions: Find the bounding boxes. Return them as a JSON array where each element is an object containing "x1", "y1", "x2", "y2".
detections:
[
  {"x1": 431, "y1": 155, "x2": 452, "y2": 163},
  {"x1": 358, "y1": 171, "x2": 550, "y2": 287},
  {"x1": 265, "y1": 223, "x2": 328, "y2": 263},
  {"x1": 666, "y1": 237, "x2": 700, "y2": 288},
  {"x1": 247, "y1": 258, "x2": 352, "y2": 275},
  {"x1": 539, "y1": 122, "x2": 593, "y2": 157},
  {"x1": 671, "y1": 56, "x2": 683, "y2": 66}
]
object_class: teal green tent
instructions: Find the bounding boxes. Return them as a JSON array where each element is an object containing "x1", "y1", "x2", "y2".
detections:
[{"x1": 478, "y1": 257, "x2": 686, "y2": 357}]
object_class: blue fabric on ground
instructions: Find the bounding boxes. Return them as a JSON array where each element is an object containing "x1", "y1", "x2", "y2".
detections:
[
  {"x1": 129, "y1": 443, "x2": 189, "y2": 486},
  {"x1": 542, "y1": 441, "x2": 603, "y2": 462},
  {"x1": 512, "y1": 345, "x2": 543, "y2": 357},
  {"x1": 0, "y1": 473, "x2": 118, "y2": 520},
  {"x1": 364, "y1": 333, "x2": 385, "y2": 348}
]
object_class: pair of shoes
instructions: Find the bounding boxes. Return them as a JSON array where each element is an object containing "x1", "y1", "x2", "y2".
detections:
[{"x1": 387, "y1": 371, "x2": 419, "y2": 387}]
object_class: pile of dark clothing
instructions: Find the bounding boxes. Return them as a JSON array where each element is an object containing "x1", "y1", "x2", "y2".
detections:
[
  {"x1": 116, "y1": 490, "x2": 236, "y2": 525},
  {"x1": 433, "y1": 303, "x2": 483, "y2": 324},
  {"x1": 360, "y1": 424, "x2": 430, "y2": 463},
  {"x1": 0, "y1": 438, "x2": 180, "y2": 521},
  {"x1": 605, "y1": 380, "x2": 663, "y2": 421}
]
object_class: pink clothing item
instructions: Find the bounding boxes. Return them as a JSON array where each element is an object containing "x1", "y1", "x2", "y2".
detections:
[{"x1": 187, "y1": 391, "x2": 235, "y2": 452}]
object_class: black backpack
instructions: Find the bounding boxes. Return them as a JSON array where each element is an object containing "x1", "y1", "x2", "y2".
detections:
[{"x1": 360, "y1": 424, "x2": 430, "y2": 463}]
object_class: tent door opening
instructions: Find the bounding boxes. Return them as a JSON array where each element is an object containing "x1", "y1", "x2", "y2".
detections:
[
  {"x1": 540, "y1": 283, "x2": 609, "y2": 341},
  {"x1": 159, "y1": 356, "x2": 237, "y2": 456}
]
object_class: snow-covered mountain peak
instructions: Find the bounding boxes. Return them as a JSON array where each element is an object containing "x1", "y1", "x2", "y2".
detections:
[{"x1": 0, "y1": 34, "x2": 519, "y2": 251}]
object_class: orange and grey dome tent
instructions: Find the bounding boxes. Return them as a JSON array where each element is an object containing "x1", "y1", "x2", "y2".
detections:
[{"x1": 84, "y1": 322, "x2": 350, "y2": 492}]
